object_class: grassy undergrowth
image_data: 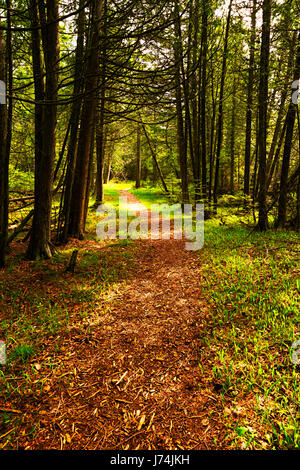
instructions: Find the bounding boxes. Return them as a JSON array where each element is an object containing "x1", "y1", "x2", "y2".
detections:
[
  {"x1": 199, "y1": 213, "x2": 300, "y2": 449},
  {"x1": 0, "y1": 183, "x2": 139, "y2": 448},
  {"x1": 0, "y1": 183, "x2": 299, "y2": 449},
  {"x1": 132, "y1": 186, "x2": 177, "y2": 208},
  {"x1": 1, "y1": 183, "x2": 139, "y2": 361}
]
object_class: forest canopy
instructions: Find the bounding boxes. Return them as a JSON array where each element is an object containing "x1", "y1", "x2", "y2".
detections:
[{"x1": 0, "y1": 0, "x2": 299, "y2": 261}]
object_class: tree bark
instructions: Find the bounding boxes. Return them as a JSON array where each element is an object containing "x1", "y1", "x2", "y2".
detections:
[
  {"x1": 59, "y1": 0, "x2": 86, "y2": 242},
  {"x1": 95, "y1": 107, "x2": 106, "y2": 204},
  {"x1": 200, "y1": 0, "x2": 208, "y2": 199},
  {"x1": 95, "y1": 0, "x2": 107, "y2": 205},
  {"x1": 173, "y1": 0, "x2": 189, "y2": 203},
  {"x1": 68, "y1": 0, "x2": 104, "y2": 239},
  {"x1": 266, "y1": 38, "x2": 295, "y2": 190},
  {"x1": 136, "y1": 124, "x2": 142, "y2": 189},
  {"x1": 26, "y1": 0, "x2": 59, "y2": 259},
  {"x1": 244, "y1": 0, "x2": 256, "y2": 197},
  {"x1": 230, "y1": 79, "x2": 236, "y2": 195},
  {"x1": 213, "y1": 0, "x2": 233, "y2": 206},
  {"x1": 257, "y1": 0, "x2": 271, "y2": 231},
  {"x1": 142, "y1": 123, "x2": 169, "y2": 195},
  {"x1": 0, "y1": 21, "x2": 8, "y2": 267},
  {"x1": 276, "y1": 32, "x2": 300, "y2": 227}
]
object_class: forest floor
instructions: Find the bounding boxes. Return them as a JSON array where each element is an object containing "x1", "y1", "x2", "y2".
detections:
[{"x1": 0, "y1": 184, "x2": 299, "y2": 450}]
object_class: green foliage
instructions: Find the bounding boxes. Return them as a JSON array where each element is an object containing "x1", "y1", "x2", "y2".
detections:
[
  {"x1": 9, "y1": 165, "x2": 34, "y2": 192},
  {"x1": 9, "y1": 344, "x2": 35, "y2": 364},
  {"x1": 199, "y1": 216, "x2": 300, "y2": 449}
]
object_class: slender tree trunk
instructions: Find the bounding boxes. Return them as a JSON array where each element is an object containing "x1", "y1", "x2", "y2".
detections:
[
  {"x1": 208, "y1": 68, "x2": 216, "y2": 203},
  {"x1": 257, "y1": 0, "x2": 271, "y2": 231},
  {"x1": 213, "y1": 0, "x2": 233, "y2": 206},
  {"x1": 94, "y1": 97, "x2": 106, "y2": 205},
  {"x1": 136, "y1": 124, "x2": 142, "y2": 189},
  {"x1": 244, "y1": 0, "x2": 256, "y2": 198},
  {"x1": 191, "y1": 0, "x2": 200, "y2": 199},
  {"x1": 142, "y1": 123, "x2": 169, "y2": 194},
  {"x1": 95, "y1": 108, "x2": 106, "y2": 204},
  {"x1": 68, "y1": 0, "x2": 104, "y2": 239},
  {"x1": 200, "y1": 0, "x2": 208, "y2": 200},
  {"x1": 95, "y1": 0, "x2": 107, "y2": 205},
  {"x1": 106, "y1": 163, "x2": 112, "y2": 184},
  {"x1": 266, "y1": 37, "x2": 295, "y2": 190},
  {"x1": 27, "y1": 0, "x2": 59, "y2": 259},
  {"x1": 295, "y1": 107, "x2": 300, "y2": 230},
  {"x1": 84, "y1": 123, "x2": 95, "y2": 225},
  {"x1": 230, "y1": 79, "x2": 236, "y2": 195},
  {"x1": 268, "y1": 114, "x2": 287, "y2": 191},
  {"x1": 5, "y1": 0, "x2": 12, "y2": 198},
  {"x1": 0, "y1": 21, "x2": 8, "y2": 267},
  {"x1": 277, "y1": 32, "x2": 300, "y2": 227},
  {"x1": 173, "y1": 0, "x2": 189, "y2": 203},
  {"x1": 59, "y1": 0, "x2": 86, "y2": 242}
]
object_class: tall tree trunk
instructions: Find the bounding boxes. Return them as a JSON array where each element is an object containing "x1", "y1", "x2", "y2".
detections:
[
  {"x1": 266, "y1": 36, "x2": 295, "y2": 190},
  {"x1": 95, "y1": 108, "x2": 106, "y2": 204},
  {"x1": 27, "y1": 0, "x2": 59, "y2": 259},
  {"x1": 0, "y1": 21, "x2": 8, "y2": 267},
  {"x1": 244, "y1": 0, "x2": 256, "y2": 198},
  {"x1": 142, "y1": 123, "x2": 169, "y2": 194},
  {"x1": 84, "y1": 123, "x2": 96, "y2": 225},
  {"x1": 276, "y1": 32, "x2": 300, "y2": 227},
  {"x1": 173, "y1": 0, "x2": 189, "y2": 203},
  {"x1": 257, "y1": 0, "x2": 271, "y2": 231},
  {"x1": 68, "y1": 0, "x2": 104, "y2": 239},
  {"x1": 268, "y1": 116, "x2": 287, "y2": 191},
  {"x1": 230, "y1": 79, "x2": 236, "y2": 195},
  {"x1": 136, "y1": 123, "x2": 142, "y2": 189},
  {"x1": 191, "y1": 0, "x2": 200, "y2": 199},
  {"x1": 208, "y1": 67, "x2": 216, "y2": 203},
  {"x1": 106, "y1": 162, "x2": 112, "y2": 184},
  {"x1": 295, "y1": 108, "x2": 300, "y2": 230},
  {"x1": 213, "y1": 0, "x2": 233, "y2": 206},
  {"x1": 200, "y1": 0, "x2": 208, "y2": 200},
  {"x1": 95, "y1": 0, "x2": 107, "y2": 205},
  {"x1": 59, "y1": 0, "x2": 86, "y2": 242},
  {"x1": 196, "y1": 0, "x2": 209, "y2": 200}
]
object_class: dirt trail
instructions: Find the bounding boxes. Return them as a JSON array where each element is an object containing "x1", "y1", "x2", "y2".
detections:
[{"x1": 15, "y1": 191, "x2": 225, "y2": 450}]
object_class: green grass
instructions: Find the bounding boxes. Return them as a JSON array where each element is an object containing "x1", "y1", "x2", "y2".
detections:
[
  {"x1": 1, "y1": 184, "x2": 138, "y2": 368},
  {"x1": 0, "y1": 247, "x2": 135, "y2": 363},
  {"x1": 132, "y1": 186, "x2": 177, "y2": 208},
  {"x1": 1, "y1": 182, "x2": 299, "y2": 450},
  {"x1": 198, "y1": 215, "x2": 300, "y2": 449}
]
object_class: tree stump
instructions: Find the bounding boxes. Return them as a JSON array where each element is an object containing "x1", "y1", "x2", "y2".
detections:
[{"x1": 65, "y1": 250, "x2": 78, "y2": 273}]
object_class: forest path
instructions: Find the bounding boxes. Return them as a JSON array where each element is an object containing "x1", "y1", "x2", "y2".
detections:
[{"x1": 17, "y1": 191, "x2": 225, "y2": 450}]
